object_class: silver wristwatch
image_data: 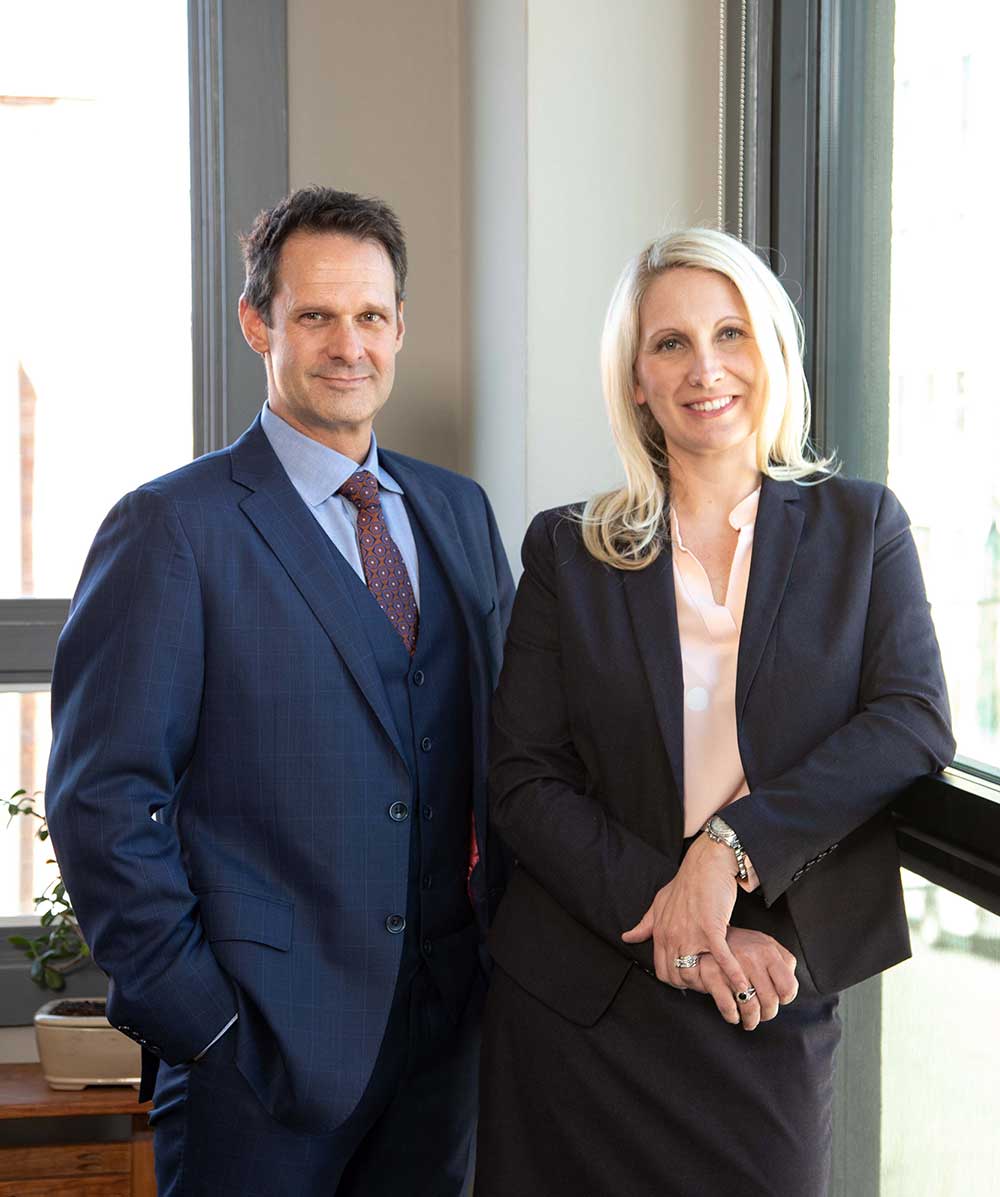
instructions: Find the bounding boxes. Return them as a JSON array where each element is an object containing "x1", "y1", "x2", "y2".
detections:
[{"x1": 702, "y1": 814, "x2": 749, "y2": 883}]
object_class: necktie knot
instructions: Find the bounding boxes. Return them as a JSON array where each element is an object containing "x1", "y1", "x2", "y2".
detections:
[{"x1": 338, "y1": 469, "x2": 382, "y2": 512}]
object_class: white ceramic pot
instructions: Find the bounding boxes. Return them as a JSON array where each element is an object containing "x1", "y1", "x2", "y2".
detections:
[{"x1": 34, "y1": 997, "x2": 141, "y2": 1090}]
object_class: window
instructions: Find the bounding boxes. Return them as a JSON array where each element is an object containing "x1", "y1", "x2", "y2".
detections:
[
  {"x1": 887, "y1": 3, "x2": 1000, "y2": 778},
  {"x1": 1, "y1": 1, "x2": 193, "y2": 922},
  {"x1": 0, "y1": 0, "x2": 288, "y2": 1024}
]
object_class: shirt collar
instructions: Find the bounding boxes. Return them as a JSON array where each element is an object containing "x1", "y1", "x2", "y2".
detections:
[
  {"x1": 729, "y1": 486, "x2": 761, "y2": 531},
  {"x1": 261, "y1": 402, "x2": 404, "y2": 507},
  {"x1": 671, "y1": 485, "x2": 761, "y2": 547}
]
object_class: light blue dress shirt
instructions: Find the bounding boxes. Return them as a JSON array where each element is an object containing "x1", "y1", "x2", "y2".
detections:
[{"x1": 260, "y1": 402, "x2": 420, "y2": 608}]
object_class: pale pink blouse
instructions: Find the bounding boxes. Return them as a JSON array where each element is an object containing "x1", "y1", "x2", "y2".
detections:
[{"x1": 671, "y1": 488, "x2": 760, "y2": 855}]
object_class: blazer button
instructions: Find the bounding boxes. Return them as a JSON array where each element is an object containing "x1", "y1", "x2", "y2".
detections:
[
  {"x1": 421, "y1": 805, "x2": 434, "y2": 820},
  {"x1": 422, "y1": 939, "x2": 434, "y2": 957},
  {"x1": 412, "y1": 669, "x2": 425, "y2": 686},
  {"x1": 420, "y1": 737, "x2": 433, "y2": 752},
  {"x1": 421, "y1": 873, "x2": 434, "y2": 890},
  {"x1": 388, "y1": 802, "x2": 409, "y2": 822},
  {"x1": 385, "y1": 914, "x2": 406, "y2": 935}
]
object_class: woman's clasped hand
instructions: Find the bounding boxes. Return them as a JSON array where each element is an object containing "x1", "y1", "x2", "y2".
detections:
[{"x1": 621, "y1": 833, "x2": 798, "y2": 1030}]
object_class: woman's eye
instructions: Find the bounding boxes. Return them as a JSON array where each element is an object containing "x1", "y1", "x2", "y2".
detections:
[
  {"x1": 657, "y1": 338, "x2": 681, "y2": 352},
  {"x1": 720, "y1": 326, "x2": 745, "y2": 341}
]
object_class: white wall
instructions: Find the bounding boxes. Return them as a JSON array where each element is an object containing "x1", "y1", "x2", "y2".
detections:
[{"x1": 465, "y1": 0, "x2": 721, "y2": 559}]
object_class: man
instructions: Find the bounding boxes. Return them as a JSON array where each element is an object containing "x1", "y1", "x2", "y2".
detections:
[{"x1": 45, "y1": 187, "x2": 514, "y2": 1196}]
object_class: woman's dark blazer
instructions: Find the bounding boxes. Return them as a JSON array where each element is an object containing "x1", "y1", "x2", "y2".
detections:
[{"x1": 487, "y1": 475, "x2": 956, "y2": 1026}]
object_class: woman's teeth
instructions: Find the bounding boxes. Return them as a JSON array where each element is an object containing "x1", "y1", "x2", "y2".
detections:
[{"x1": 688, "y1": 396, "x2": 735, "y2": 413}]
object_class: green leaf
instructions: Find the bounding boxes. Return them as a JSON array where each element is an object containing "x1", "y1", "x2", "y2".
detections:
[
  {"x1": 29, "y1": 959, "x2": 44, "y2": 984},
  {"x1": 53, "y1": 882, "x2": 65, "y2": 901},
  {"x1": 7, "y1": 935, "x2": 31, "y2": 949},
  {"x1": 40, "y1": 911, "x2": 54, "y2": 927},
  {"x1": 38, "y1": 828, "x2": 49, "y2": 841},
  {"x1": 43, "y1": 968, "x2": 65, "y2": 991}
]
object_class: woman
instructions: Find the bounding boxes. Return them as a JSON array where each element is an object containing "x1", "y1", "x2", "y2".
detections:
[{"x1": 475, "y1": 229, "x2": 954, "y2": 1196}]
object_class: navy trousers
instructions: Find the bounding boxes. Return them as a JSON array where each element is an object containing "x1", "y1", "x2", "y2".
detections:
[{"x1": 151, "y1": 964, "x2": 485, "y2": 1196}]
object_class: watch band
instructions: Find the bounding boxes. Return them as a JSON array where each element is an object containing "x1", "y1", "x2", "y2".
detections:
[{"x1": 703, "y1": 815, "x2": 749, "y2": 883}]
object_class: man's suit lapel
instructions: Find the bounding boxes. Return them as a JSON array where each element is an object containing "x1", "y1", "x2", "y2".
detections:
[
  {"x1": 378, "y1": 450, "x2": 493, "y2": 659},
  {"x1": 623, "y1": 549, "x2": 686, "y2": 804},
  {"x1": 736, "y1": 476, "x2": 804, "y2": 721},
  {"x1": 230, "y1": 419, "x2": 407, "y2": 765}
]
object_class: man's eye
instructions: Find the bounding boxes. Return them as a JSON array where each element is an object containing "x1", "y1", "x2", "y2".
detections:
[
  {"x1": 301, "y1": 312, "x2": 324, "y2": 322},
  {"x1": 360, "y1": 312, "x2": 383, "y2": 323}
]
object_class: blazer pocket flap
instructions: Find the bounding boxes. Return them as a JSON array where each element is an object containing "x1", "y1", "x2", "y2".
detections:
[
  {"x1": 196, "y1": 888, "x2": 294, "y2": 951},
  {"x1": 488, "y1": 869, "x2": 631, "y2": 1027}
]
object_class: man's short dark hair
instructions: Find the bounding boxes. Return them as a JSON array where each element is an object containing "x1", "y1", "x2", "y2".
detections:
[{"x1": 240, "y1": 186, "x2": 407, "y2": 325}]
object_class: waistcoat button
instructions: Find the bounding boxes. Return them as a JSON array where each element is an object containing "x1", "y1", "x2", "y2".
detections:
[{"x1": 422, "y1": 805, "x2": 434, "y2": 820}]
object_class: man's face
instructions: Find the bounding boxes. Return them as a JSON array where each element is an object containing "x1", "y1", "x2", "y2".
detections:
[{"x1": 239, "y1": 230, "x2": 404, "y2": 458}]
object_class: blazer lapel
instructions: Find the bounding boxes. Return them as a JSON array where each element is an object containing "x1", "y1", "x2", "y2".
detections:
[
  {"x1": 378, "y1": 451, "x2": 491, "y2": 649},
  {"x1": 230, "y1": 419, "x2": 407, "y2": 766},
  {"x1": 623, "y1": 547, "x2": 686, "y2": 803},
  {"x1": 736, "y1": 476, "x2": 805, "y2": 721}
]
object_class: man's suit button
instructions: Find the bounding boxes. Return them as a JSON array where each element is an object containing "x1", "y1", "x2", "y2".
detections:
[
  {"x1": 421, "y1": 873, "x2": 433, "y2": 890},
  {"x1": 388, "y1": 802, "x2": 409, "y2": 822},
  {"x1": 385, "y1": 914, "x2": 406, "y2": 934},
  {"x1": 421, "y1": 805, "x2": 434, "y2": 820},
  {"x1": 412, "y1": 670, "x2": 425, "y2": 686},
  {"x1": 422, "y1": 939, "x2": 433, "y2": 957},
  {"x1": 420, "y1": 737, "x2": 433, "y2": 752}
]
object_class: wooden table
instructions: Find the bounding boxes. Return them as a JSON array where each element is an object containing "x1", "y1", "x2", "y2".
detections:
[{"x1": 0, "y1": 1064, "x2": 154, "y2": 1196}]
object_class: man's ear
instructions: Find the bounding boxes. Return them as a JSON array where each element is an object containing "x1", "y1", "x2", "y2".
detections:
[
  {"x1": 239, "y1": 295, "x2": 269, "y2": 355},
  {"x1": 394, "y1": 301, "x2": 405, "y2": 350}
]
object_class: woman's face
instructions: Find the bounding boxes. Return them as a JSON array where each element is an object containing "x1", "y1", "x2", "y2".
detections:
[{"x1": 633, "y1": 267, "x2": 765, "y2": 469}]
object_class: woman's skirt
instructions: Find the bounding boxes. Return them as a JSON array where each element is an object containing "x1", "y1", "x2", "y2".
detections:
[{"x1": 475, "y1": 889, "x2": 841, "y2": 1197}]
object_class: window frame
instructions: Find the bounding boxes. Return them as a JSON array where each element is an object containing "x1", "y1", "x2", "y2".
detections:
[{"x1": 0, "y1": 0, "x2": 288, "y2": 1026}]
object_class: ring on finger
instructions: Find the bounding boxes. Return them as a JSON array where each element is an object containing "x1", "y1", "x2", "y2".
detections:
[
  {"x1": 674, "y1": 954, "x2": 703, "y2": 970},
  {"x1": 735, "y1": 984, "x2": 757, "y2": 1004}
]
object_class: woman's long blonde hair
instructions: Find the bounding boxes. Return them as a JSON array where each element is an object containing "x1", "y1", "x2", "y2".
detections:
[{"x1": 581, "y1": 228, "x2": 834, "y2": 569}]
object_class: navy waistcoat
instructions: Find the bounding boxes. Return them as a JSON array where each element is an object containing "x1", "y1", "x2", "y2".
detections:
[{"x1": 325, "y1": 508, "x2": 479, "y2": 1021}]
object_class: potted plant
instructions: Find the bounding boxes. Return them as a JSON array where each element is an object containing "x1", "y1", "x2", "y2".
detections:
[{"x1": 7, "y1": 790, "x2": 140, "y2": 1090}]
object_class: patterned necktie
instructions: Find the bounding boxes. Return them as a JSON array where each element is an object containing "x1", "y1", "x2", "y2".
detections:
[{"x1": 338, "y1": 469, "x2": 419, "y2": 655}]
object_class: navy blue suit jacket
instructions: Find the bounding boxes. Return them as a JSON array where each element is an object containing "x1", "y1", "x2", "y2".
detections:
[
  {"x1": 45, "y1": 416, "x2": 514, "y2": 1132},
  {"x1": 487, "y1": 476, "x2": 956, "y2": 1026}
]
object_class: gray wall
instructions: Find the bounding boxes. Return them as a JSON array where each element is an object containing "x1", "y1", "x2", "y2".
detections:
[{"x1": 288, "y1": 0, "x2": 467, "y2": 471}]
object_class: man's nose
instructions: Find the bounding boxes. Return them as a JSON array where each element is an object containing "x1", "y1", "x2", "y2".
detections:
[{"x1": 325, "y1": 320, "x2": 364, "y2": 363}]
